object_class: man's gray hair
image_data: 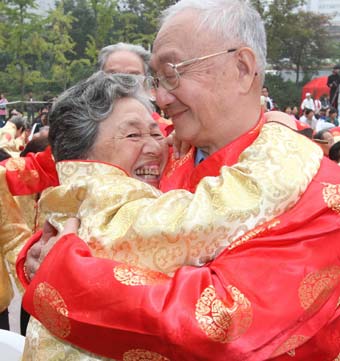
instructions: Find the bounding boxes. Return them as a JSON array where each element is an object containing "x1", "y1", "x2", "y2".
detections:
[
  {"x1": 160, "y1": 0, "x2": 267, "y2": 79},
  {"x1": 48, "y1": 71, "x2": 154, "y2": 162},
  {"x1": 98, "y1": 43, "x2": 151, "y2": 75}
]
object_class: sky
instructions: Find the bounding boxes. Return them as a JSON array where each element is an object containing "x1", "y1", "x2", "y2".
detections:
[{"x1": 34, "y1": 0, "x2": 55, "y2": 14}]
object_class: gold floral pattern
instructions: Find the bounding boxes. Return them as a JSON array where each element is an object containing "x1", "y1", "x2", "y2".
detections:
[
  {"x1": 113, "y1": 264, "x2": 170, "y2": 286},
  {"x1": 5, "y1": 157, "x2": 26, "y2": 171},
  {"x1": 195, "y1": 285, "x2": 253, "y2": 343},
  {"x1": 334, "y1": 353, "x2": 340, "y2": 361},
  {"x1": 163, "y1": 148, "x2": 194, "y2": 178},
  {"x1": 322, "y1": 183, "x2": 340, "y2": 214},
  {"x1": 271, "y1": 335, "x2": 309, "y2": 357},
  {"x1": 298, "y1": 266, "x2": 340, "y2": 312},
  {"x1": 33, "y1": 282, "x2": 71, "y2": 339},
  {"x1": 228, "y1": 218, "x2": 280, "y2": 251},
  {"x1": 123, "y1": 349, "x2": 170, "y2": 361}
]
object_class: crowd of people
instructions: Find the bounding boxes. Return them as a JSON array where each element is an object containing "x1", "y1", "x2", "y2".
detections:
[{"x1": 0, "y1": 1, "x2": 340, "y2": 360}]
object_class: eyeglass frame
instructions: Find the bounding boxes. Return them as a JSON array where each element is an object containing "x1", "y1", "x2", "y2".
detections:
[{"x1": 153, "y1": 48, "x2": 238, "y2": 91}]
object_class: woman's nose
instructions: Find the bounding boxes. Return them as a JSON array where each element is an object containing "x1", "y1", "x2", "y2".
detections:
[{"x1": 142, "y1": 135, "x2": 163, "y2": 155}]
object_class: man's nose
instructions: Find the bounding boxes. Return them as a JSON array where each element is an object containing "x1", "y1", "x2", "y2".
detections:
[{"x1": 155, "y1": 86, "x2": 176, "y2": 110}]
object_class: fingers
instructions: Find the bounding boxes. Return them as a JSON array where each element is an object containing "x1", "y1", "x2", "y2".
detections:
[
  {"x1": 172, "y1": 133, "x2": 181, "y2": 159},
  {"x1": 24, "y1": 218, "x2": 80, "y2": 281},
  {"x1": 41, "y1": 220, "x2": 58, "y2": 243},
  {"x1": 25, "y1": 239, "x2": 44, "y2": 281},
  {"x1": 165, "y1": 133, "x2": 174, "y2": 146},
  {"x1": 62, "y1": 217, "x2": 80, "y2": 235},
  {"x1": 179, "y1": 141, "x2": 191, "y2": 158}
]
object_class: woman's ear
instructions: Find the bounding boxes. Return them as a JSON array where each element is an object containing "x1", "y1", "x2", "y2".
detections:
[{"x1": 236, "y1": 47, "x2": 257, "y2": 94}]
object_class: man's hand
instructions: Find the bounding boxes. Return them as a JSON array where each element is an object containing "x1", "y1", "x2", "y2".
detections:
[
  {"x1": 24, "y1": 218, "x2": 80, "y2": 281},
  {"x1": 166, "y1": 130, "x2": 191, "y2": 159}
]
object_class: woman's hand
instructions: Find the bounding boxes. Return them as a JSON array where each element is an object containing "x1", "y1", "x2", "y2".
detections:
[
  {"x1": 166, "y1": 130, "x2": 192, "y2": 159},
  {"x1": 25, "y1": 218, "x2": 80, "y2": 281}
]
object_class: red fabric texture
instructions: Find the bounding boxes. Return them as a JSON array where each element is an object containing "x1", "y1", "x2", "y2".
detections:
[
  {"x1": 18, "y1": 157, "x2": 340, "y2": 360},
  {"x1": 17, "y1": 128, "x2": 340, "y2": 359},
  {"x1": 160, "y1": 113, "x2": 266, "y2": 193},
  {"x1": 2, "y1": 147, "x2": 59, "y2": 195},
  {"x1": 301, "y1": 76, "x2": 329, "y2": 103}
]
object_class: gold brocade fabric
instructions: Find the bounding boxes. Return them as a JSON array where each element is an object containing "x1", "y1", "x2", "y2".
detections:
[
  {"x1": 0, "y1": 167, "x2": 32, "y2": 310},
  {"x1": 0, "y1": 121, "x2": 25, "y2": 155},
  {"x1": 24, "y1": 122, "x2": 323, "y2": 360}
]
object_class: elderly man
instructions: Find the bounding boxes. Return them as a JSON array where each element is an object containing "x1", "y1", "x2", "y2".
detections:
[
  {"x1": 15, "y1": 1, "x2": 340, "y2": 360},
  {"x1": 300, "y1": 92, "x2": 315, "y2": 112},
  {"x1": 98, "y1": 42, "x2": 151, "y2": 75}
]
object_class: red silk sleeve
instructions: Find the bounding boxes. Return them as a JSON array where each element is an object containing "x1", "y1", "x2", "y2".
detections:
[
  {"x1": 20, "y1": 225, "x2": 340, "y2": 361},
  {"x1": 19, "y1": 158, "x2": 340, "y2": 361},
  {"x1": 1, "y1": 147, "x2": 59, "y2": 195}
]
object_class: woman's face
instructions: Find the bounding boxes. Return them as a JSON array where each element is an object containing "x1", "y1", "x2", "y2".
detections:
[{"x1": 88, "y1": 97, "x2": 168, "y2": 188}]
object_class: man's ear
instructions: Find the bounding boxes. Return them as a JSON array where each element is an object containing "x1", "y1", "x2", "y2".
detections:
[{"x1": 236, "y1": 47, "x2": 257, "y2": 94}]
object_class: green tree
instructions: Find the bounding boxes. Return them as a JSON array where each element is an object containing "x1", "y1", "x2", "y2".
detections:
[
  {"x1": 63, "y1": 0, "x2": 96, "y2": 59},
  {"x1": 85, "y1": 0, "x2": 118, "y2": 64},
  {"x1": 265, "y1": 0, "x2": 333, "y2": 83},
  {"x1": 46, "y1": 0, "x2": 77, "y2": 90},
  {"x1": 1, "y1": 0, "x2": 47, "y2": 98}
]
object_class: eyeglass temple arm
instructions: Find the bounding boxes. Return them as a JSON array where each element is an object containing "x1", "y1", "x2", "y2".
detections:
[{"x1": 174, "y1": 48, "x2": 238, "y2": 68}]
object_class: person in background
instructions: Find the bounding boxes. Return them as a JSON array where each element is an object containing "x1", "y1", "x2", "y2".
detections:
[
  {"x1": 29, "y1": 106, "x2": 49, "y2": 140},
  {"x1": 261, "y1": 85, "x2": 274, "y2": 110},
  {"x1": 98, "y1": 42, "x2": 172, "y2": 134},
  {"x1": 313, "y1": 96, "x2": 322, "y2": 118},
  {"x1": 313, "y1": 129, "x2": 335, "y2": 156},
  {"x1": 327, "y1": 65, "x2": 340, "y2": 110},
  {"x1": 291, "y1": 105, "x2": 299, "y2": 120},
  {"x1": 318, "y1": 107, "x2": 328, "y2": 121},
  {"x1": 299, "y1": 108, "x2": 317, "y2": 129},
  {"x1": 26, "y1": 91, "x2": 35, "y2": 124},
  {"x1": 300, "y1": 92, "x2": 315, "y2": 112},
  {"x1": 0, "y1": 93, "x2": 8, "y2": 128},
  {"x1": 320, "y1": 94, "x2": 330, "y2": 109},
  {"x1": 98, "y1": 42, "x2": 151, "y2": 76},
  {"x1": 326, "y1": 107, "x2": 339, "y2": 127}
]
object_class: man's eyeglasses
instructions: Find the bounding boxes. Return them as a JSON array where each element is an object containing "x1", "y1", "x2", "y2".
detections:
[{"x1": 153, "y1": 48, "x2": 237, "y2": 91}]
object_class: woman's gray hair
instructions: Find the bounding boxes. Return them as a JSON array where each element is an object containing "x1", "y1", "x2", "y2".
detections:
[
  {"x1": 48, "y1": 71, "x2": 154, "y2": 162},
  {"x1": 160, "y1": 0, "x2": 267, "y2": 81},
  {"x1": 98, "y1": 43, "x2": 151, "y2": 76}
]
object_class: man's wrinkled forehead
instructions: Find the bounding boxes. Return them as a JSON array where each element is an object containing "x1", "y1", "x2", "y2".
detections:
[{"x1": 151, "y1": 10, "x2": 198, "y2": 69}]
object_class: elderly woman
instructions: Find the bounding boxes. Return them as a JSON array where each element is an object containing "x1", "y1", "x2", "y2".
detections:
[{"x1": 14, "y1": 70, "x2": 325, "y2": 360}]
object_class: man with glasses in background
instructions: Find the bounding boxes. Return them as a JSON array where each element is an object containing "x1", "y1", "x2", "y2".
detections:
[{"x1": 18, "y1": 1, "x2": 340, "y2": 360}]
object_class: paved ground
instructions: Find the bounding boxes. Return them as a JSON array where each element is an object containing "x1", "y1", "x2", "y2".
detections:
[{"x1": 8, "y1": 274, "x2": 22, "y2": 334}]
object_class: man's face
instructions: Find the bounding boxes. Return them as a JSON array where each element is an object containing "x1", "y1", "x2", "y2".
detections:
[
  {"x1": 151, "y1": 11, "x2": 241, "y2": 152},
  {"x1": 103, "y1": 50, "x2": 145, "y2": 75}
]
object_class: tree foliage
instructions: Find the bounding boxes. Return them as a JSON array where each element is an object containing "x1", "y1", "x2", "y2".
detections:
[{"x1": 0, "y1": 0, "x2": 338, "y2": 108}]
